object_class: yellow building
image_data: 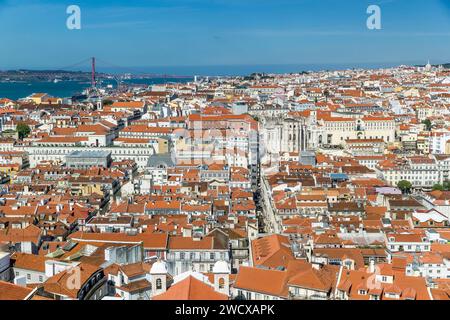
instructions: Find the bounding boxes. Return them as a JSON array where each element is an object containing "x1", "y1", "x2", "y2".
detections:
[
  {"x1": 157, "y1": 137, "x2": 169, "y2": 154},
  {"x1": 445, "y1": 140, "x2": 450, "y2": 154},
  {"x1": 0, "y1": 163, "x2": 21, "y2": 176},
  {"x1": 28, "y1": 93, "x2": 50, "y2": 104}
]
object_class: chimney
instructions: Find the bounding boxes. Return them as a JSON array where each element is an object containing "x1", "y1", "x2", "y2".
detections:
[
  {"x1": 182, "y1": 227, "x2": 192, "y2": 237},
  {"x1": 369, "y1": 259, "x2": 375, "y2": 273}
]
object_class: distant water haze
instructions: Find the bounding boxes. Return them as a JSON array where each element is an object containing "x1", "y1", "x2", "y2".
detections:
[
  {"x1": 0, "y1": 78, "x2": 191, "y2": 101},
  {"x1": 5, "y1": 60, "x2": 442, "y2": 77},
  {"x1": 106, "y1": 61, "x2": 431, "y2": 76}
]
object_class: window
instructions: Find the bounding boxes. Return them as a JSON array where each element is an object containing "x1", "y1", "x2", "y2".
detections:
[
  {"x1": 218, "y1": 278, "x2": 225, "y2": 289},
  {"x1": 27, "y1": 274, "x2": 31, "y2": 280},
  {"x1": 156, "y1": 278, "x2": 162, "y2": 290}
]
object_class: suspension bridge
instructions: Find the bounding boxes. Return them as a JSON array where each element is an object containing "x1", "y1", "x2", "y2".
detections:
[{"x1": 55, "y1": 57, "x2": 194, "y2": 88}]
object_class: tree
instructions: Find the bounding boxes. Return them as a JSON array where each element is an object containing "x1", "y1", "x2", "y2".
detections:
[
  {"x1": 102, "y1": 99, "x2": 113, "y2": 106},
  {"x1": 397, "y1": 180, "x2": 412, "y2": 194},
  {"x1": 443, "y1": 180, "x2": 450, "y2": 191},
  {"x1": 323, "y1": 89, "x2": 330, "y2": 102},
  {"x1": 433, "y1": 184, "x2": 444, "y2": 191},
  {"x1": 16, "y1": 122, "x2": 30, "y2": 140},
  {"x1": 422, "y1": 119, "x2": 432, "y2": 131}
]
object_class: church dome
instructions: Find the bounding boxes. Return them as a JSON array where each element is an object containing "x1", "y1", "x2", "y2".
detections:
[
  {"x1": 150, "y1": 260, "x2": 168, "y2": 274},
  {"x1": 212, "y1": 260, "x2": 230, "y2": 274}
]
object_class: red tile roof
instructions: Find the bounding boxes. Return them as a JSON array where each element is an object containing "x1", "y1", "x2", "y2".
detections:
[{"x1": 153, "y1": 275, "x2": 228, "y2": 300}]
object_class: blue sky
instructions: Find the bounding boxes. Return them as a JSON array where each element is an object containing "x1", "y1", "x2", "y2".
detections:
[{"x1": 1, "y1": 0, "x2": 450, "y2": 70}]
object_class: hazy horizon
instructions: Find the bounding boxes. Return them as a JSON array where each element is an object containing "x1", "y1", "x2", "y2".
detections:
[{"x1": 2, "y1": 60, "x2": 448, "y2": 77}]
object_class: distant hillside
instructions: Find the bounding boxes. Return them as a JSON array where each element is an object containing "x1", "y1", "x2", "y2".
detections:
[{"x1": 0, "y1": 69, "x2": 108, "y2": 82}]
